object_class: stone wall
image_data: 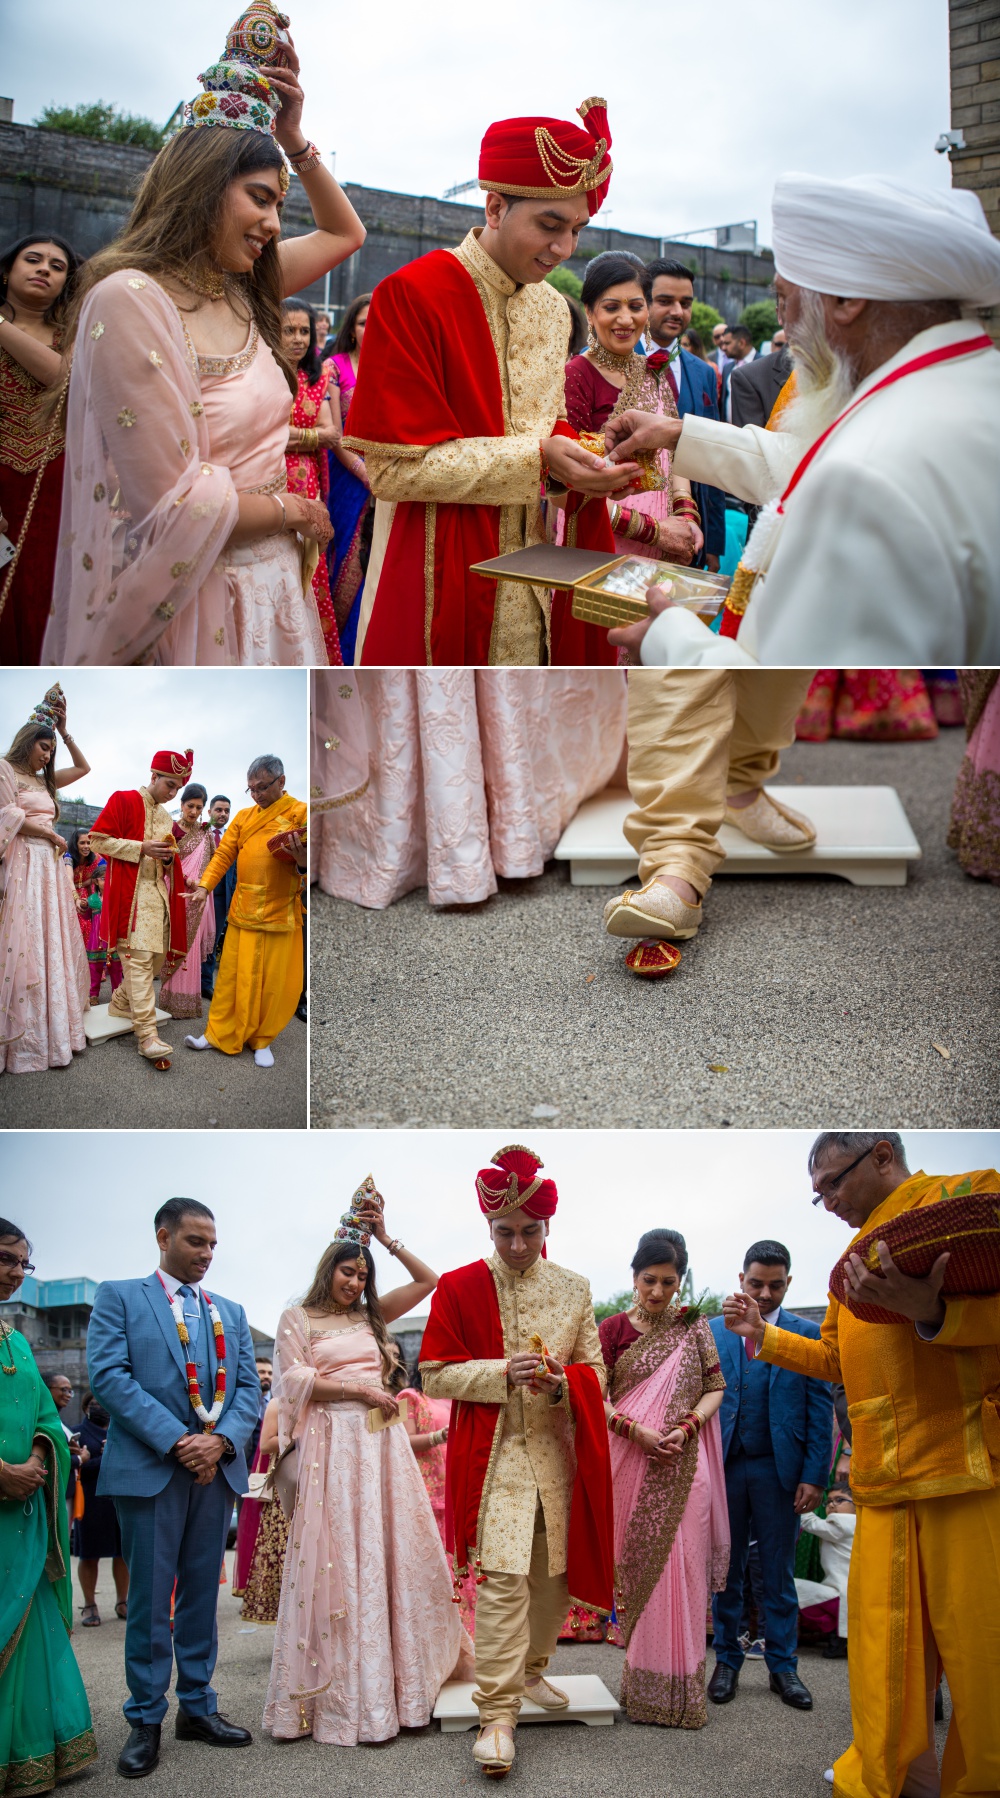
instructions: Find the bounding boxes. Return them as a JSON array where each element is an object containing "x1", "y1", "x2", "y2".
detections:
[{"x1": 1, "y1": 122, "x2": 775, "y2": 324}]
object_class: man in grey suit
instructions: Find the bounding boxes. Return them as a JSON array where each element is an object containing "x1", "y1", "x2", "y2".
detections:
[
  {"x1": 708, "y1": 1240, "x2": 832, "y2": 1712},
  {"x1": 730, "y1": 343, "x2": 794, "y2": 429},
  {"x1": 88, "y1": 1198, "x2": 260, "y2": 1777}
]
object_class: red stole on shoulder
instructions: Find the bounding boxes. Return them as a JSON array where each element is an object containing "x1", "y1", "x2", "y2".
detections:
[
  {"x1": 92, "y1": 788, "x2": 188, "y2": 968},
  {"x1": 420, "y1": 1258, "x2": 614, "y2": 1611},
  {"x1": 348, "y1": 250, "x2": 616, "y2": 667}
]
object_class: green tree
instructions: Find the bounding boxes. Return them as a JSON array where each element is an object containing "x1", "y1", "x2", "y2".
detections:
[
  {"x1": 593, "y1": 1290, "x2": 632, "y2": 1324},
  {"x1": 739, "y1": 299, "x2": 779, "y2": 349},
  {"x1": 546, "y1": 266, "x2": 583, "y2": 300},
  {"x1": 690, "y1": 298, "x2": 722, "y2": 342},
  {"x1": 35, "y1": 102, "x2": 167, "y2": 152}
]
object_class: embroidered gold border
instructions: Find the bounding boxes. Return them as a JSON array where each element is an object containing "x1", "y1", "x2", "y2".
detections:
[
  {"x1": 340, "y1": 436, "x2": 429, "y2": 459},
  {"x1": 309, "y1": 777, "x2": 371, "y2": 815},
  {"x1": 0, "y1": 1601, "x2": 30, "y2": 1680},
  {"x1": 480, "y1": 161, "x2": 613, "y2": 201},
  {"x1": 423, "y1": 501, "x2": 437, "y2": 665}
]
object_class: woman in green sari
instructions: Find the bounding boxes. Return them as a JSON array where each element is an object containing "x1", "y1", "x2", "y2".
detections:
[{"x1": 0, "y1": 1217, "x2": 97, "y2": 1795}]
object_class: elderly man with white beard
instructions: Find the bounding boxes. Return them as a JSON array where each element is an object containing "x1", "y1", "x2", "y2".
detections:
[{"x1": 604, "y1": 174, "x2": 1000, "y2": 668}]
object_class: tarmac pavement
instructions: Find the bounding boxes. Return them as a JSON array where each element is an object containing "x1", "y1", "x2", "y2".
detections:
[
  {"x1": 66, "y1": 1553, "x2": 916, "y2": 1798},
  {"x1": 0, "y1": 987, "x2": 307, "y2": 1130},
  {"x1": 311, "y1": 729, "x2": 999, "y2": 1129}
]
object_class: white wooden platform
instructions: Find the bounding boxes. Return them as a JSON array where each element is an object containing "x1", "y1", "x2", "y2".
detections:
[
  {"x1": 553, "y1": 786, "x2": 921, "y2": 888},
  {"x1": 84, "y1": 1002, "x2": 171, "y2": 1045},
  {"x1": 434, "y1": 1675, "x2": 620, "y2": 1733}
]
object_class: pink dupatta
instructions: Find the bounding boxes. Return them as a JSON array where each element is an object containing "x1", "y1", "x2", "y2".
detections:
[
  {"x1": 0, "y1": 761, "x2": 35, "y2": 1048},
  {"x1": 45, "y1": 270, "x2": 240, "y2": 667},
  {"x1": 272, "y1": 1306, "x2": 347, "y2": 1698}
]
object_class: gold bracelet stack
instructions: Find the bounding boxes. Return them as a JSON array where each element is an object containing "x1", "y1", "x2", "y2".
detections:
[
  {"x1": 288, "y1": 141, "x2": 324, "y2": 176},
  {"x1": 608, "y1": 1411, "x2": 638, "y2": 1442},
  {"x1": 298, "y1": 427, "x2": 320, "y2": 453}
]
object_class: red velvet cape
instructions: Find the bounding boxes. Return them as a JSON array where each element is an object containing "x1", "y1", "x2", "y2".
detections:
[
  {"x1": 420, "y1": 1258, "x2": 614, "y2": 1611},
  {"x1": 347, "y1": 249, "x2": 616, "y2": 667},
  {"x1": 92, "y1": 789, "x2": 188, "y2": 968}
]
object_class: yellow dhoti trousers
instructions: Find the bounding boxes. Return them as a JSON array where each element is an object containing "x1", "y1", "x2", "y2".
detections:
[
  {"x1": 204, "y1": 923, "x2": 302, "y2": 1055},
  {"x1": 624, "y1": 668, "x2": 814, "y2": 895},
  {"x1": 473, "y1": 1510, "x2": 569, "y2": 1727},
  {"x1": 833, "y1": 1487, "x2": 1000, "y2": 1798}
]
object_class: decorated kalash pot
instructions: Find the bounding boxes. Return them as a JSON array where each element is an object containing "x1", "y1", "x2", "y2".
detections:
[
  {"x1": 334, "y1": 1175, "x2": 382, "y2": 1251},
  {"x1": 469, "y1": 543, "x2": 730, "y2": 631},
  {"x1": 184, "y1": 0, "x2": 293, "y2": 140},
  {"x1": 28, "y1": 683, "x2": 65, "y2": 728}
]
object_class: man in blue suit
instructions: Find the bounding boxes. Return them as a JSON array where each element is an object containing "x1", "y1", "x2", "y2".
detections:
[
  {"x1": 88, "y1": 1197, "x2": 260, "y2": 1778},
  {"x1": 708, "y1": 1240, "x2": 832, "y2": 1712},
  {"x1": 641, "y1": 258, "x2": 726, "y2": 569}
]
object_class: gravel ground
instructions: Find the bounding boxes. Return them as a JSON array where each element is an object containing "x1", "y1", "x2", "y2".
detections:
[
  {"x1": 0, "y1": 986, "x2": 307, "y2": 1130},
  {"x1": 311, "y1": 730, "x2": 999, "y2": 1130},
  {"x1": 65, "y1": 1553, "x2": 930, "y2": 1798}
]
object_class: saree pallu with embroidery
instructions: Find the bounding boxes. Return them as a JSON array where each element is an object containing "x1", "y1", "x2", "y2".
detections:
[
  {"x1": 0, "y1": 1329, "x2": 97, "y2": 1794},
  {"x1": 608, "y1": 1317, "x2": 729, "y2": 1728},
  {"x1": 0, "y1": 340, "x2": 65, "y2": 666}
]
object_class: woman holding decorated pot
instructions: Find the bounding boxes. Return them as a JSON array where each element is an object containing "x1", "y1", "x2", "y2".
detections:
[
  {"x1": 263, "y1": 1183, "x2": 473, "y2": 1744},
  {"x1": 599, "y1": 1228, "x2": 729, "y2": 1728},
  {"x1": 45, "y1": 1, "x2": 365, "y2": 669}
]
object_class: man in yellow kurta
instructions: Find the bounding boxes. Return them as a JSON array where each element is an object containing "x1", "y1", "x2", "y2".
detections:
[
  {"x1": 420, "y1": 1146, "x2": 611, "y2": 1778},
  {"x1": 183, "y1": 755, "x2": 305, "y2": 1069},
  {"x1": 723, "y1": 1132, "x2": 1000, "y2": 1798}
]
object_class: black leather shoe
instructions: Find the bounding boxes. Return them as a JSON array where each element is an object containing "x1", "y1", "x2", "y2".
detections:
[
  {"x1": 770, "y1": 1669, "x2": 813, "y2": 1710},
  {"x1": 822, "y1": 1634, "x2": 848, "y2": 1660},
  {"x1": 707, "y1": 1662, "x2": 739, "y2": 1703},
  {"x1": 934, "y1": 1685, "x2": 944, "y2": 1723},
  {"x1": 118, "y1": 1725, "x2": 161, "y2": 1778},
  {"x1": 175, "y1": 1712, "x2": 252, "y2": 1745}
]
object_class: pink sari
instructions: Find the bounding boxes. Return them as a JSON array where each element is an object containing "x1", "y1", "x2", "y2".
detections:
[
  {"x1": 264, "y1": 1308, "x2": 472, "y2": 1744},
  {"x1": 158, "y1": 826, "x2": 215, "y2": 1019},
  {"x1": 607, "y1": 1315, "x2": 729, "y2": 1728}
]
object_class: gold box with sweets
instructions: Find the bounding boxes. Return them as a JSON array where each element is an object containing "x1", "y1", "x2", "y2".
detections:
[{"x1": 468, "y1": 545, "x2": 730, "y2": 628}]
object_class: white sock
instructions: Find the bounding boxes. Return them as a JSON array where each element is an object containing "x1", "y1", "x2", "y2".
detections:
[
  {"x1": 254, "y1": 1046, "x2": 274, "y2": 1068},
  {"x1": 184, "y1": 1035, "x2": 209, "y2": 1050}
]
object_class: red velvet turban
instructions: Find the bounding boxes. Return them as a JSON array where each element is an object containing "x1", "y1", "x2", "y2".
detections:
[
  {"x1": 476, "y1": 1144, "x2": 559, "y2": 1221},
  {"x1": 150, "y1": 749, "x2": 194, "y2": 779},
  {"x1": 479, "y1": 97, "x2": 612, "y2": 217}
]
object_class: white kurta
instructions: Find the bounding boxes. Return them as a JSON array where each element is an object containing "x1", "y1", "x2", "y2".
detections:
[{"x1": 642, "y1": 319, "x2": 1000, "y2": 668}]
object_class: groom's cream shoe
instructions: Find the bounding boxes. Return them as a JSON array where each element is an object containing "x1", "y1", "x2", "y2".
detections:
[
  {"x1": 604, "y1": 880, "x2": 702, "y2": 941},
  {"x1": 524, "y1": 1676, "x2": 569, "y2": 1710},
  {"x1": 473, "y1": 1726, "x2": 515, "y2": 1777},
  {"x1": 137, "y1": 1034, "x2": 173, "y2": 1060},
  {"x1": 725, "y1": 790, "x2": 816, "y2": 850}
]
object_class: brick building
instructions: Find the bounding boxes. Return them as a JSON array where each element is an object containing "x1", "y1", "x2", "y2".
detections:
[{"x1": 948, "y1": 0, "x2": 1000, "y2": 241}]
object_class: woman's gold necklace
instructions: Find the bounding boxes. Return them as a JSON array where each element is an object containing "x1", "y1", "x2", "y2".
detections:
[
  {"x1": 175, "y1": 265, "x2": 228, "y2": 302},
  {"x1": 0, "y1": 1320, "x2": 17, "y2": 1374},
  {"x1": 591, "y1": 340, "x2": 636, "y2": 375},
  {"x1": 633, "y1": 1299, "x2": 675, "y2": 1328}
]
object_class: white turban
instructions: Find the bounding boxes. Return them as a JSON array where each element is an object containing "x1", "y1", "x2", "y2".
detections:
[{"x1": 772, "y1": 172, "x2": 1000, "y2": 307}]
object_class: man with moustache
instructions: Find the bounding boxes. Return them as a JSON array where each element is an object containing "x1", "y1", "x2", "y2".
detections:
[
  {"x1": 87, "y1": 1198, "x2": 260, "y2": 1778},
  {"x1": 723, "y1": 1132, "x2": 1000, "y2": 1798},
  {"x1": 420, "y1": 1146, "x2": 612, "y2": 1778},
  {"x1": 641, "y1": 258, "x2": 726, "y2": 570},
  {"x1": 604, "y1": 174, "x2": 1000, "y2": 666}
]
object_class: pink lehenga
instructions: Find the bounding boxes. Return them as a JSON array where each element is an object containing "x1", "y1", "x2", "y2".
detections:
[
  {"x1": 602, "y1": 1311, "x2": 729, "y2": 1728},
  {"x1": 0, "y1": 763, "x2": 89, "y2": 1074},
  {"x1": 399, "y1": 1387, "x2": 478, "y2": 1636},
  {"x1": 264, "y1": 1309, "x2": 473, "y2": 1745},
  {"x1": 44, "y1": 269, "x2": 328, "y2": 668},
  {"x1": 948, "y1": 670, "x2": 1000, "y2": 881},
  {"x1": 310, "y1": 667, "x2": 627, "y2": 908},
  {"x1": 158, "y1": 824, "x2": 215, "y2": 1020}
]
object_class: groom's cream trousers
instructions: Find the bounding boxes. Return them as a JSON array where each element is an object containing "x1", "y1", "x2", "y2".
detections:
[
  {"x1": 624, "y1": 669, "x2": 815, "y2": 895},
  {"x1": 473, "y1": 1499, "x2": 569, "y2": 1727}
]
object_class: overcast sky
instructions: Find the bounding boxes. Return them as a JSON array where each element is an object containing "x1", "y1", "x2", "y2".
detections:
[
  {"x1": 0, "y1": 668, "x2": 307, "y2": 819},
  {"x1": 4, "y1": 1129, "x2": 996, "y2": 1333},
  {"x1": 6, "y1": 0, "x2": 952, "y2": 243}
]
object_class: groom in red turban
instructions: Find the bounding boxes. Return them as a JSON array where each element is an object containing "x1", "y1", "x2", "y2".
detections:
[
  {"x1": 420, "y1": 1146, "x2": 612, "y2": 1778},
  {"x1": 90, "y1": 752, "x2": 192, "y2": 1061},
  {"x1": 343, "y1": 100, "x2": 640, "y2": 668}
]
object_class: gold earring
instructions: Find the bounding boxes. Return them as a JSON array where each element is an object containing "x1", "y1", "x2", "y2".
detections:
[{"x1": 587, "y1": 324, "x2": 597, "y2": 350}]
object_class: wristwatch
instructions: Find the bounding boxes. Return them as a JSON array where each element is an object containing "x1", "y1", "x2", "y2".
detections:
[{"x1": 215, "y1": 1435, "x2": 236, "y2": 1460}]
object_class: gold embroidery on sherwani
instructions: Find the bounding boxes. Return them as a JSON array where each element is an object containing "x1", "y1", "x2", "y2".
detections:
[
  {"x1": 477, "y1": 1253, "x2": 606, "y2": 1576},
  {"x1": 610, "y1": 1316, "x2": 726, "y2": 1650},
  {"x1": 90, "y1": 787, "x2": 171, "y2": 955},
  {"x1": 451, "y1": 229, "x2": 571, "y2": 665}
]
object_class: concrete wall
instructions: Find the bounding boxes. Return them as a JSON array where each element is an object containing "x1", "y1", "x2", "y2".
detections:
[{"x1": 1, "y1": 121, "x2": 775, "y2": 325}]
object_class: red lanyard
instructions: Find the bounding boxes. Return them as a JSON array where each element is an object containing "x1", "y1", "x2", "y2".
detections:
[{"x1": 778, "y1": 333, "x2": 993, "y2": 513}]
